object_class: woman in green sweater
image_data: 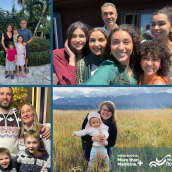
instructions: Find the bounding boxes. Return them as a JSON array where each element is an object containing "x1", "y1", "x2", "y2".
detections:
[{"x1": 82, "y1": 24, "x2": 141, "y2": 85}]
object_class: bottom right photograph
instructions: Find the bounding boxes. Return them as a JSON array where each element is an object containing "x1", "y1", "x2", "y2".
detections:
[{"x1": 53, "y1": 87, "x2": 172, "y2": 172}]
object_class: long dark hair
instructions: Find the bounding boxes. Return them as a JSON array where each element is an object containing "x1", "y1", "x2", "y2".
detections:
[
  {"x1": 6, "y1": 24, "x2": 13, "y2": 32},
  {"x1": 66, "y1": 21, "x2": 90, "y2": 57}
]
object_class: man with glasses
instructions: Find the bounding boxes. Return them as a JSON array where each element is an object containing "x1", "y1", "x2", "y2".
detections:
[{"x1": 18, "y1": 19, "x2": 33, "y2": 74}]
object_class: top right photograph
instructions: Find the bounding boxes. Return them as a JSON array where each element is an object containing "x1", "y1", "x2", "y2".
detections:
[{"x1": 53, "y1": 0, "x2": 172, "y2": 85}]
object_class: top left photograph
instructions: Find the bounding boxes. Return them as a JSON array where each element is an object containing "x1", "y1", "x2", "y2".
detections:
[{"x1": 0, "y1": 0, "x2": 51, "y2": 85}]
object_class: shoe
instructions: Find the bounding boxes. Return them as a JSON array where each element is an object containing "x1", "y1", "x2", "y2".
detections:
[
  {"x1": 5, "y1": 74, "x2": 10, "y2": 78},
  {"x1": 11, "y1": 75, "x2": 14, "y2": 79},
  {"x1": 16, "y1": 73, "x2": 19, "y2": 77},
  {"x1": 22, "y1": 74, "x2": 26, "y2": 78}
]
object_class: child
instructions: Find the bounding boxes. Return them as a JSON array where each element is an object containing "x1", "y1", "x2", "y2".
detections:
[
  {"x1": 15, "y1": 35, "x2": 26, "y2": 78},
  {"x1": 14, "y1": 130, "x2": 50, "y2": 172},
  {"x1": 13, "y1": 28, "x2": 19, "y2": 44},
  {"x1": 72, "y1": 112, "x2": 109, "y2": 168},
  {"x1": 135, "y1": 41, "x2": 171, "y2": 85},
  {"x1": 0, "y1": 147, "x2": 16, "y2": 172},
  {"x1": 5, "y1": 42, "x2": 17, "y2": 79}
]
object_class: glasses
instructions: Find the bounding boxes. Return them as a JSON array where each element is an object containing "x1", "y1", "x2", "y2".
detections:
[
  {"x1": 21, "y1": 23, "x2": 26, "y2": 24},
  {"x1": 102, "y1": 108, "x2": 111, "y2": 113}
]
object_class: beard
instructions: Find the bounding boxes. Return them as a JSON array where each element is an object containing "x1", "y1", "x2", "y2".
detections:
[{"x1": 0, "y1": 99, "x2": 12, "y2": 110}]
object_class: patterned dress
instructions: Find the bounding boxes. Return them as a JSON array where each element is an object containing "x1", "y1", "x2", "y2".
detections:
[{"x1": 15, "y1": 43, "x2": 25, "y2": 66}]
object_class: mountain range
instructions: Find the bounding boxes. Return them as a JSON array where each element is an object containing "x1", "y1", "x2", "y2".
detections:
[{"x1": 53, "y1": 92, "x2": 172, "y2": 110}]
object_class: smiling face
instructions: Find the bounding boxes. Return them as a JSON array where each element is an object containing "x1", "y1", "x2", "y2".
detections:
[
  {"x1": 17, "y1": 36, "x2": 23, "y2": 43},
  {"x1": 25, "y1": 137, "x2": 40, "y2": 155},
  {"x1": 70, "y1": 28, "x2": 86, "y2": 52},
  {"x1": 100, "y1": 105, "x2": 112, "y2": 121},
  {"x1": 141, "y1": 53, "x2": 161, "y2": 76},
  {"x1": 101, "y1": 6, "x2": 118, "y2": 28},
  {"x1": 0, "y1": 154, "x2": 10, "y2": 170},
  {"x1": 150, "y1": 13, "x2": 172, "y2": 42},
  {"x1": 6, "y1": 25, "x2": 12, "y2": 32},
  {"x1": 111, "y1": 30, "x2": 133, "y2": 65},
  {"x1": 90, "y1": 117, "x2": 101, "y2": 128},
  {"x1": 21, "y1": 104, "x2": 34, "y2": 127},
  {"x1": 0, "y1": 87, "x2": 13, "y2": 110},
  {"x1": 20, "y1": 20, "x2": 26, "y2": 29},
  {"x1": 89, "y1": 30, "x2": 107, "y2": 55}
]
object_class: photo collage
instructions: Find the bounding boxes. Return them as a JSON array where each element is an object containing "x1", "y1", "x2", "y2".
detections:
[{"x1": 0, "y1": 0, "x2": 172, "y2": 172}]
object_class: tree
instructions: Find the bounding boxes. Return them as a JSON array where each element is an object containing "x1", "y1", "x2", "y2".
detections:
[
  {"x1": 33, "y1": 0, "x2": 50, "y2": 37},
  {"x1": 17, "y1": 0, "x2": 25, "y2": 18}
]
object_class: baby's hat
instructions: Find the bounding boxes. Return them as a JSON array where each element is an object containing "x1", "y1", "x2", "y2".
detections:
[{"x1": 85, "y1": 112, "x2": 103, "y2": 132}]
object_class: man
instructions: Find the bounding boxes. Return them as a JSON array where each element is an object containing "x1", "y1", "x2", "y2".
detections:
[
  {"x1": 101, "y1": 3, "x2": 118, "y2": 34},
  {"x1": 18, "y1": 19, "x2": 33, "y2": 74},
  {"x1": 0, "y1": 87, "x2": 50, "y2": 159}
]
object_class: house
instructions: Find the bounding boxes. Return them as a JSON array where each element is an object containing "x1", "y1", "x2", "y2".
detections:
[{"x1": 53, "y1": 0, "x2": 172, "y2": 49}]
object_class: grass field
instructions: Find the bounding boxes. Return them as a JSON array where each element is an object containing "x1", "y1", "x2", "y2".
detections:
[{"x1": 53, "y1": 109, "x2": 172, "y2": 172}]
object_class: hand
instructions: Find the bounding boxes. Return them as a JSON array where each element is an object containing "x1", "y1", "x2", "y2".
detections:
[
  {"x1": 92, "y1": 135, "x2": 102, "y2": 142},
  {"x1": 42, "y1": 167, "x2": 48, "y2": 172},
  {"x1": 98, "y1": 134, "x2": 105, "y2": 140},
  {"x1": 64, "y1": 39, "x2": 75, "y2": 59},
  {"x1": 23, "y1": 42, "x2": 27, "y2": 46},
  {"x1": 42, "y1": 126, "x2": 51, "y2": 139},
  {"x1": 100, "y1": 140, "x2": 108, "y2": 146},
  {"x1": 5, "y1": 58, "x2": 7, "y2": 62},
  {"x1": 24, "y1": 56, "x2": 26, "y2": 59},
  {"x1": 14, "y1": 60, "x2": 16, "y2": 63},
  {"x1": 72, "y1": 132, "x2": 77, "y2": 137},
  {"x1": 5, "y1": 47, "x2": 8, "y2": 52}
]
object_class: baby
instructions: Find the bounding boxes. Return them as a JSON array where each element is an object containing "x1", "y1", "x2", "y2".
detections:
[
  {"x1": 13, "y1": 28, "x2": 19, "y2": 44},
  {"x1": 72, "y1": 112, "x2": 109, "y2": 168},
  {"x1": 0, "y1": 147, "x2": 16, "y2": 172}
]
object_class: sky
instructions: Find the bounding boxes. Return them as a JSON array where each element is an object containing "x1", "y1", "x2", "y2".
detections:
[
  {"x1": 53, "y1": 87, "x2": 172, "y2": 100},
  {"x1": 0, "y1": 0, "x2": 21, "y2": 11}
]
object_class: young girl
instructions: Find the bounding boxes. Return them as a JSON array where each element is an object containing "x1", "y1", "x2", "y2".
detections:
[
  {"x1": 5, "y1": 42, "x2": 17, "y2": 79},
  {"x1": 0, "y1": 147, "x2": 16, "y2": 172},
  {"x1": 15, "y1": 35, "x2": 26, "y2": 78},
  {"x1": 53, "y1": 21, "x2": 89, "y2": 85},
  {"x1": 72, "y1": 112, "x2": 109, "y2": 169},
  {"x1": 150, "y1": 7, "x2": 172, "y2": 84},
  {"x1": 135, "y1": 41, "x2": 171, "y2": 85}
]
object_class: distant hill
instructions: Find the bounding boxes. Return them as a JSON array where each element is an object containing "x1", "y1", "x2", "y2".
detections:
[{"x1": 53, "y1": 93, "x2": 172, "y2": 110}]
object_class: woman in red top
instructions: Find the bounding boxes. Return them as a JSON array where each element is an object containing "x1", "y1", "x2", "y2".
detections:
[{"x1": 53, "y1": 21, "x2": 89, "y2": 85}]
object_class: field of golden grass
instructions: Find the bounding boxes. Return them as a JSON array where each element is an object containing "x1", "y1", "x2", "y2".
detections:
[{"x1": 53, "y1": 109, "x2": 172, "y2": 172}]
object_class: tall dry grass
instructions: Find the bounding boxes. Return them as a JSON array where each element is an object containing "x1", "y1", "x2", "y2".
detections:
[{"x1": 53, "y1": 109, "x2": 172, "y2": 172}]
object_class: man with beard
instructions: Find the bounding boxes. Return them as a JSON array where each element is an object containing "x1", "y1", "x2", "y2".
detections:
[
  {"x1": 0, "y1": 87, "x2": 50, "y2": 159},
  {"x1": 101, "y1": 2, "x2": 118, "y2": 34}
]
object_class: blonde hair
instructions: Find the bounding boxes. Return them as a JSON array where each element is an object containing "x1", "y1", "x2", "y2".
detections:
[
  {"x1": 0, "y1": 147, "x2": 11, "y2": 159},
  {"x1": 19, "y1": 103, "x2": 44, "y2": 138},
  {"x1": 24, "y1": 130, "x2": 40, "y2": 142}
]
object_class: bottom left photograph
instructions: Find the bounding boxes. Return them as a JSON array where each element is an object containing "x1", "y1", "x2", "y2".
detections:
[{"x1": 0, "y1": 87, "x2": 51, "y2": 172}]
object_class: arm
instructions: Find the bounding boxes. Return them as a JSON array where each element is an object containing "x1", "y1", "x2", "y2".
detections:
[
  {"x1": 1, "y1": 33, "x2": 7, "y2": 52},
  {"x1": 106, "y1": 127, "x2": 117, "y2": 147},
  {"x1": 14, "y1": 55, "x2": 17, "y2": 63},
  {"x1": 153, "y1": 79, "x2": 165, "y2": 85},
  {"x1": 41, "y1": 123, "x2": 51, "y2": 139},
  {"x1": 101, "y1": 125, "x2": 109, "y2": 140},
  {"x1": 24, "y1": 46, "x2": 26, "y2": 59},
  {"x1": 6, "y1": 52, "x2": 8, "y2": 62},
  {"x1": 72, "y1": 129, "x2": 87, "y2": 137},
  {"x1": 13, "y1": 155, "x2": 21, "y2": 171},
  {"x1": 53, "y1": 49, "x2": 77, "y2": 85}
]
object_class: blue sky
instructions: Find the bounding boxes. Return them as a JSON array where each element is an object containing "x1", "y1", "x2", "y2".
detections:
[
  {"x1": 0, "y1": 0, "x2": 21, "y2": 11},
  {"x1": 53, "y1": 87, "x2": 172, "y2": 100}
]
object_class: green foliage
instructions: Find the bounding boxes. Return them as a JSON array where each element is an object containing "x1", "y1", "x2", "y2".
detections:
[
  {"x1": 28, "y1": 50, "x2": 50, "y2": 66},
  {"x1": 29, "y1": 37, "x2": 50, "y2": 52}
]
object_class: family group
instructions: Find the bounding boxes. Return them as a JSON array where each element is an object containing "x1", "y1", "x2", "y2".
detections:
[
  {"x1": 0, "y1": 87, "x2": 51, "y2": 172},
  {"x1": 53, "y1": 3, "x2": 172, "y2": 85},
  {"x1": 72, "y1": 101, "x2": 117, "y2": 171},
  {"x1": 1, "y1": 20, "x2": 33, "y2": 79}
]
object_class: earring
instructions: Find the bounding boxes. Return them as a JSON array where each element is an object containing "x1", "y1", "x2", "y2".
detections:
[
  {"x1": 110, "y1": 52, "x2": 112, "y2": 55},
  {"x1": 132, "y1": 51, "x2": 134, "y2": 56}
]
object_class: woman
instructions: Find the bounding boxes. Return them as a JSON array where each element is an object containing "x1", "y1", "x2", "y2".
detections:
[
  {"x1": 150, "y1": 7, "x2": 172, "y2": 84},
  {"x1": 81, "y1": 101, "x2": 117, "y2": 165},
  {"x1": 1, "y1": 24, "x2": 14, "y2": 74},
  {"x1": 53, "y1": 21, "x2": 89, "y2": 85},
  {"x1": 18, "y1": 103, "x2": 51, "y2": 171},
  {"x1": 82, "y1": 24, "x2": 140, "y2": 85}
]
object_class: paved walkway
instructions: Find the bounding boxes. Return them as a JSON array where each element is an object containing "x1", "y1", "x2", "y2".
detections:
[{"x1": 0, "y1": 64, "x2": 51, "y2": 85}]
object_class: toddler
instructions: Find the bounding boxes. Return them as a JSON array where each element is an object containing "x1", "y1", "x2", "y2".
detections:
[
  {"x1": 0, "y1": 147, "x2": 16, "y2": 172},
  {"x1": 15, "y1": 35, "x2": 26, "y2": 78},
  {"x1": 14, "y1": 130, "x2": 50, "y2": 172},
  {"x1": 13, "y1": 28, "x2": 19, "y2": 44},
  {"x1": 5, "y1": 42, "x2": 17, "y2": 79},
  {"x1": 135, "y1": 41, "x2": 171, "y2": 85},
  {"x1": 72, "y1": 112, "x2": 109, "y2": 168}
]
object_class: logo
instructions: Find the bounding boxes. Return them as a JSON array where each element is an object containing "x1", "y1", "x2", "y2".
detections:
[{"x1": 149, "y1": 155, "x2": 172, "y2": 167}]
